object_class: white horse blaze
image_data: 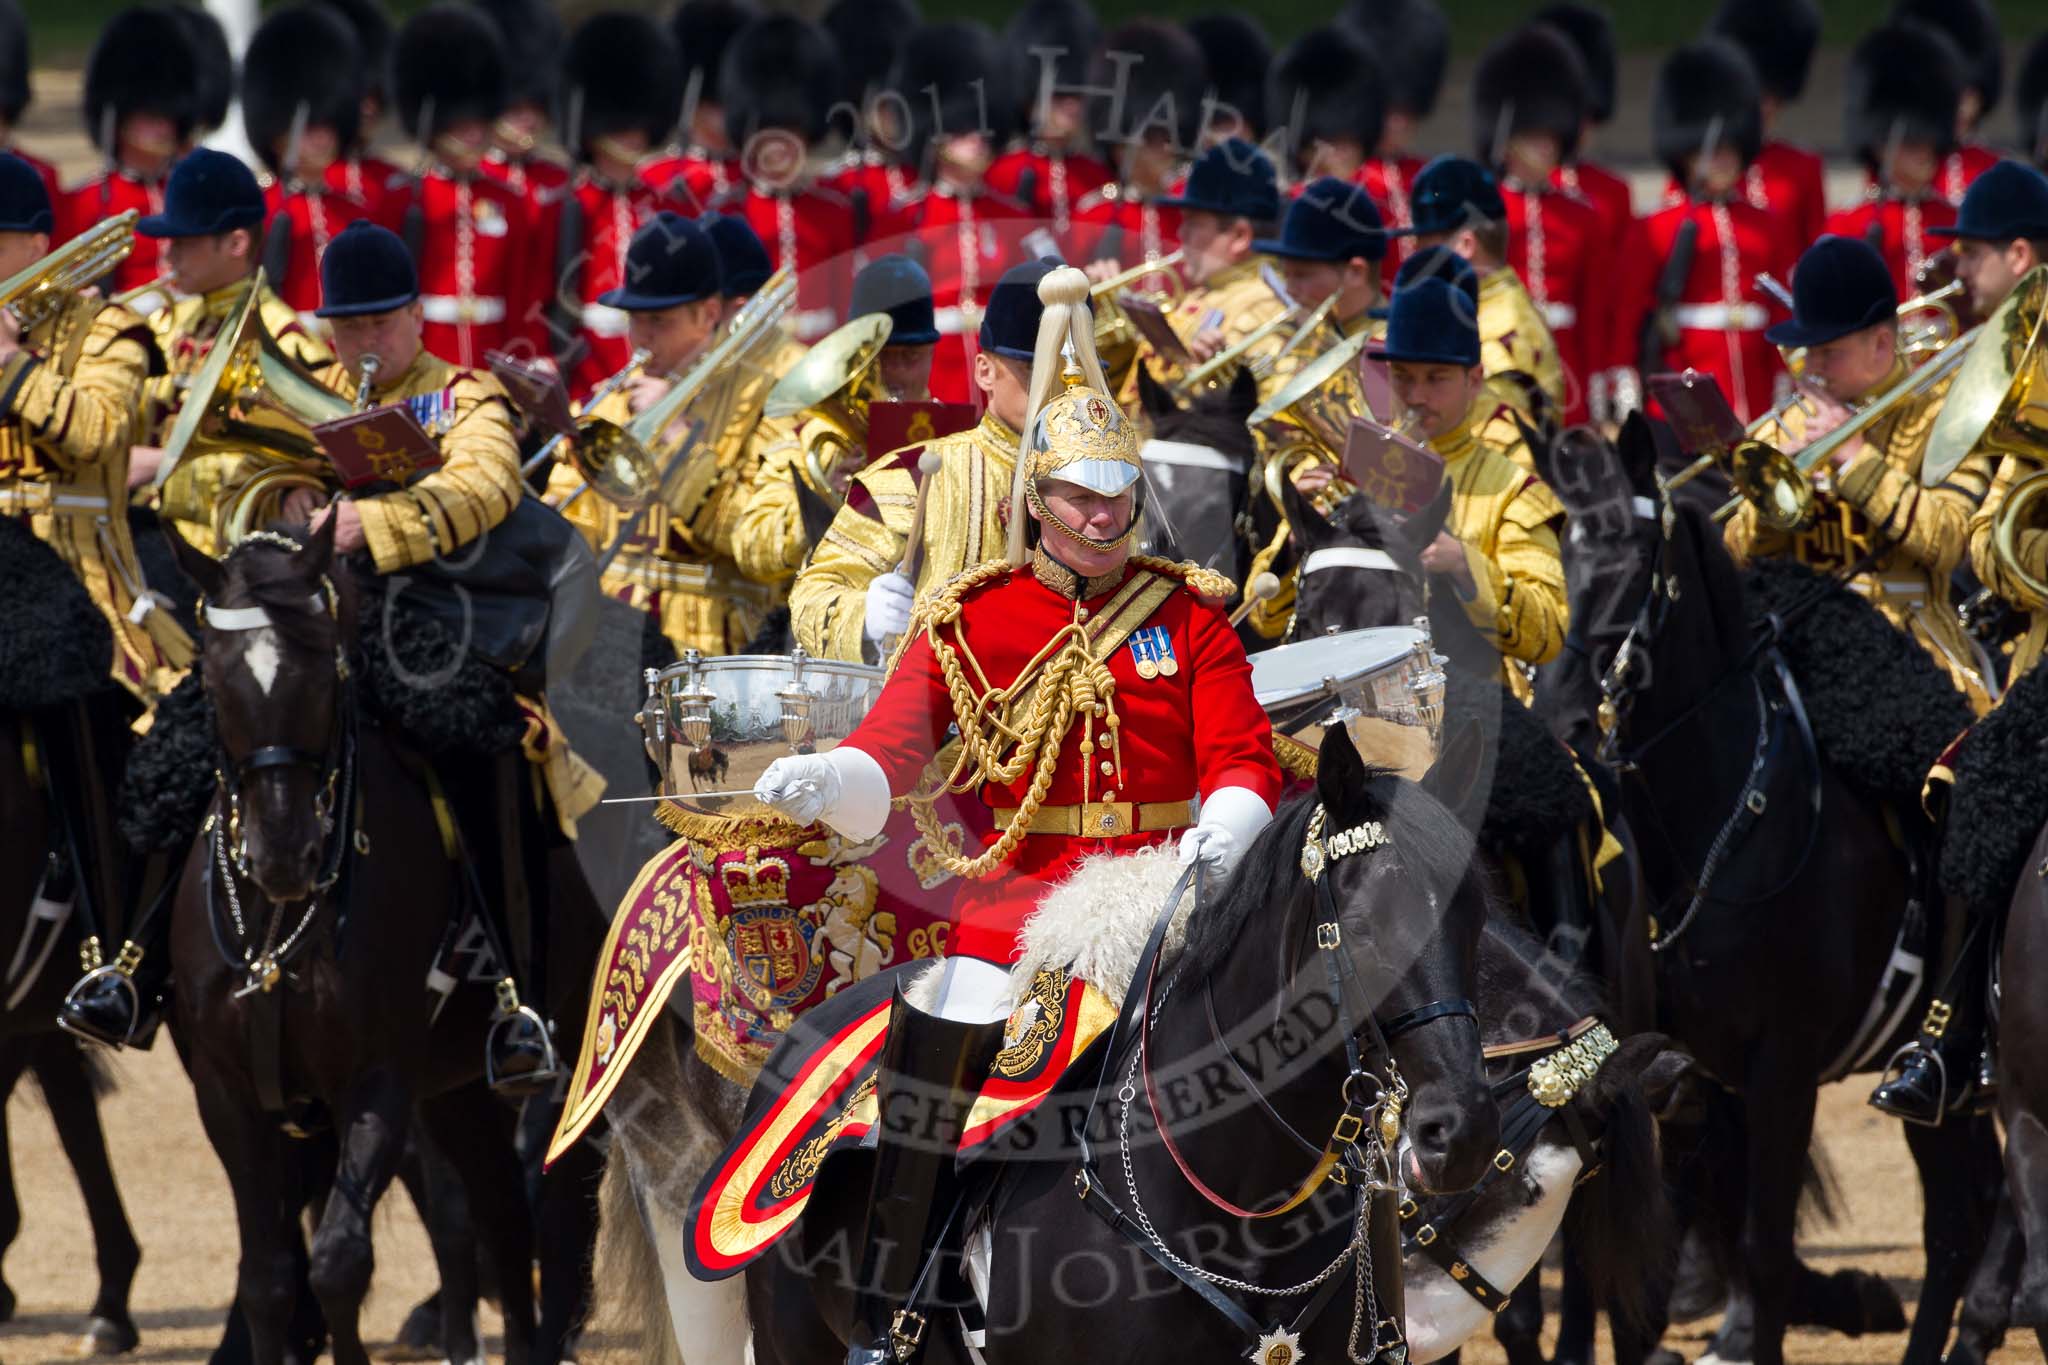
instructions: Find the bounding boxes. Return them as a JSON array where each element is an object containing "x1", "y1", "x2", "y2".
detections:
[
  {"x1": 241, "y1": 627, "x2": 282, "y2": 696},
  {"x1": 1403, "y1": 1142, "x2": 1583, "y2": 1363}
]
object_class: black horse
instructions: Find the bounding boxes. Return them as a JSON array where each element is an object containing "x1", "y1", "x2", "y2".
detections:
[
  {"x1": 744, "y1": 723, "x2": 1500, "y2": 1362},
  {"x1": 1591, "y1": 480, "x2": 2000, "y2": 1365},
  {"x1": 1135, "y1": 365, "x2": 1262, "y2": 595},
  {"x1": 162, "y1": 521, "x2": 605, "y2": 1365}
]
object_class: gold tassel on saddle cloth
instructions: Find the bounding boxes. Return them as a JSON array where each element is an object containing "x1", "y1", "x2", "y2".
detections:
[{"x1": 516, "y1": 696, "x2": 607, "y2": 837}]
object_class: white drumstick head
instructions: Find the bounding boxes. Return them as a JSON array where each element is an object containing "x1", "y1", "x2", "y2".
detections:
[
  {"x1": 918, "y1": 450, "x2": 943, "y2": 477},
  {"x1": 1251, "y1": 571, "x2": 1280, "y2": 602}
]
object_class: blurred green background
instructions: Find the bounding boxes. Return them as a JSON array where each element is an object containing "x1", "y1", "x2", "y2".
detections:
[{"x1": 23, "y1": 0, "x2": 2048, "y2": 63}]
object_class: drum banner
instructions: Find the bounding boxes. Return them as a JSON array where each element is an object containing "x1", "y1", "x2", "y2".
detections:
[
  {"x1": 684, "y1": 966, "x2": 1114, "y2": 1280},
  {"x1": 547, "y1": 798, "x2": 967, "y2": 1165}
]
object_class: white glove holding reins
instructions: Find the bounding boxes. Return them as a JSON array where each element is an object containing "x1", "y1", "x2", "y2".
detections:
[
  {"x1": 863, "y1": 571, "x2": 916, "y2": 646},
  {"x1": 1176, "y1": 786, "x2": 1275, "y2": 875}
]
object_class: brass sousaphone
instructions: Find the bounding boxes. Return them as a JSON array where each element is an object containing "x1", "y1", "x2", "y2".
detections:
[{"x1": 762, "y1": 312, "x2": 892, "y2": 502}]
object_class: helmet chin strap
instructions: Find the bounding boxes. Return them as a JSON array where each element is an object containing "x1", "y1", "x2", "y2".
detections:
[{"x1": 1027, "y1": 482, "x2": 1140, "y2": 555}]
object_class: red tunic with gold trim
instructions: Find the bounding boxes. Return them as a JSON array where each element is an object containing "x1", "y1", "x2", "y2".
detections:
[
  {"x1": 1551, "y1": 159, "x2": 1636, "y2": 381},
  {"x1": 712, "y1": 182, "x2": 862, "y2": 344},
  {"x1": 986, "y1": 144, "x2": 1114, "y2": 250},
  {"x1": 382, "y1": 167, "x2": 548, "y2": 369},
  {"x1": 1501, "y1": 179, "x2": 1604, "y2": 424},
  {"x1": 261, "y1": 178, "x2": 379, "y2": 315},
  {"x1": 643, "y1": 149, "x2": 742, "y2": 215},
  {"x1": 871, "y1": 183, "x2": 1034, "y2": 405},
  {"x1": 1746, "y1": 142, "x2": 1827, "y2": 262},
  {"x1": 841, "y1": 559, "x2": 1282, "y2": 963},
  {"x1": 60, "y1": 168, "x2": 167, "y2": 292},
  {"x1": 822, "y1": 152, "x2": 920, "y2": 235},
  {"x1": 1069, "y1": 183, "x2": 1183, "y2": 270},
  {"x1": 1631, "y1": 194, "x2": 1796, "y2": 424},
  {"x1": 1825, "y1": 191, "x2": 1961, "y2": 302},
  {"x1": 480, "y1": 150, "x2": 572, "y2": 206},
  {"x1": 327, "y1": 153, "x2": 406, "y2": 231},
  {"x1": 1356, "y1": 153, "x2": 1422, "y2": 271},
  {"x1": 549, "y1": 173, "x2": 671, "y2": 400}
]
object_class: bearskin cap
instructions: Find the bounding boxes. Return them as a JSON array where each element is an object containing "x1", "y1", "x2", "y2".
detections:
[
  {"x1": 1092, "y1": 20, "x2": 1206, "y2": 155},
  {"x1": 1847, "y1": 21, "x2": 1965, "y2": 165},
  {"x1": 393, "y1": 4, "x2": 508, "y2": 140},
  {"x1": 2018, "y1": 35, "x2": 2048, "y2": 163},
  {"x1": 1474, "y1": 25, "x2": 1587, "y2": 164},
  {"x1": 0, "y1": 0, "x2": 31, "y2": 125},
  {"x1": 171, "y1": 5, "x2": 234, "y2": 134},
  {"x1": 315, "y1": 0, "x2": 392, "y2": 103},
  {"x1": 84, "y1": 6, "x2": 204, "y2": 148},
  {"x1": 671, "y1": 0, "x2": 757, "y2": 109},
  {"x1": 469, "y1": 0, "x2": 562, "y2": 112},
  {"x1": 1185, "y1": 12, "x2": 1272, "y2": 140},
  {"x1": 721, "y1": 14, "x2": 840, "y2": 146},
  {"x1": 1340, "y1": 0, "x2": 1449, "y2": 119},
  {"x1": 823, "y1": 0, "x2": 918, "y2": 110},
  {"x1": 1651, "y1": 39, "x2": 1764, "y2": 180},
  {"x1": 561, "y1": 12, "x2": 681, "y2": 154},
  {"x1": 1891, "y1": 0, "x2": 2002, "y2": 117},
  {"x1": 1532, "y1": 4, "x2": 1615, "y2": 124},
  {"x1": 1008, "y1": 0, "x2": 1101, "y2": 125},
  {"x1": 1703, "y1": 0, "x2": 1821, "y2": 104},
  {"x1": 1269, "y1": 24, "x2": 1384, "y2": 162},
  {"x1": 892, "y1": 20, "x2": 1019, "y2": 164},
  {"x1": 243, "y1": 4, "x2": 365, "y2": 174}
]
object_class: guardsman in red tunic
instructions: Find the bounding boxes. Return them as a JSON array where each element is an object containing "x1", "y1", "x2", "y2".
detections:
[
  {"x1": 1186, "y1": 11, "x2": 1272, "y2": 149},
  {"x1": 874, "y1": 21, "x2": 1034, "y2": 405},
  {"x1": 311, "y1": 0, "x2": 406, "y2": 227},
  {"x1": 641, "y1": 0, "x2": 755, "y2": 213},
  {"x1": 1699, "y1": 0, "x2": 1829, "y2": 280},
  {"x1": 1269, "y1": 25, "x2": 1380, "y2": 193},
  {"x1": 0, "y1": 0, "x2": 52, "y2": 209},
  {"x1": 1474, "y1": 24, "x2": 1606, "y2": 424},
  {"x1": 1891, "y1": 0, "x2": 2003, "y2": 206},
  {"x1": 988, "y1": 0, "x2": 1114, "y2": 254},
  {"x1": 1825, "y1": 23, "x2": 1965, "y2": 300},
  {"x1": 2020, "y1": 38, "x2": 2048, "y2": 172},
  {"x1": 63, "y1": 7, "x2": 203, "y2": 294},
  {"x1": 817, "y1": 0, "x2": 924, "y2": 229},
  {"x1": 710, "y1": 14, "x2": 861, "y2": 345},
  {"x1": 1345, "y1": 0, "x2": 1450, "y2": 259},
  {"x1": 472, "y1": 0, "x2": 572, "y2": 210},
  {"x1": 1070, "y1": 21, "x2": 1202, "y2": 271},
  {"x1": 243, "y1": 4, "x2": 380, "y2": 321},
  {"x1": 1627, "y1": 40, "x2": 1795, "y2": 425},
  {"x1": 756, "y1": 267, "x2": 1280, "y2": 1362},
  {"x1": 547, "y1": 11, "x2": 684, "y2": 400},
  {"x1": 384, "y1": 6, "x2": 548, "y2": 369}
]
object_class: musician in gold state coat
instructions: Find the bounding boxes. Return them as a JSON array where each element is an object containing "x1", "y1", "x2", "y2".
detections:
[
  {"x1": 1366, "y1": 253, "x2": 1568, "y2": 693},
  {"x1": 1401, "y1": 156, "x2": 1566, "y2": 414},
  {"x1": 791, "y1": 259, "x2": 1054, "y2": 663},
  {"x1": 129, "y1": 148, "x2": 331, "y2": 556},
  {"x1": 1725, "y1": 236, "x2": 1993, "y2": 712},
  {"x1": 0, "y1": 154, "x2": 186, "y2": 702},
  {"x1": 731, "y1": 253, "x2": 939, "y2": 586}
]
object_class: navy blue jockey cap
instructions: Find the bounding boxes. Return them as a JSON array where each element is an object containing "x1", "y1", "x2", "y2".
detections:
[
  {"x1": 1251, "y1": 176, "x2": 1386, "y2": 264},
  {"x1": 1929, "y1": 159, "x2": 2048, "y2": 244},
  {"x1": 0, "y1": 153, "x2": 52, "y2": 234},
  {"x1": 1156, "y1": 138, "x2": 1281, "y2": 223},
  {"x1": 980, "y1": 257, "x2": 1076, "y2": 362},
  {"x1": 851, "y1": 254, "x2": 939, "y2": 346},
  {"x1": 315, "y1": 219, "x2": 419, "y2": 318},
  {"x1": 1765, "y1": 234, "x2": 1898, "y2": 348},
  {"x1": 1369, "y1": 276, "x2": 1482, "y2": 369},
  {"x1": 600, "y1": 212, "x2": 722, "y2": 310},
  {"x1": 137, "y1": 147, "x2": 267, "y2": 239},
  {"x1": 704, "y1": 214, "x2": 771, "y2": 299},
  {"x1": 1394, "y1": 243, "x2": 1480, "y2": 305},
  {"x1": 1401, "y1": 155, "x2": 1508, "y2": 238}
]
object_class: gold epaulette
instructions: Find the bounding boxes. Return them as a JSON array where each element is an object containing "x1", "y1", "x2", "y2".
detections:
[{"x1": 1128, "y1": 553, "x2": 1237, "y2": 603}]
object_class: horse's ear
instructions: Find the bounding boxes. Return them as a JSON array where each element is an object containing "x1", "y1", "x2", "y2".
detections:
[
  {"x1": 302, "y1": 504, "x2": 338, "y2": 578},
  {"x1": 1401, "y1": 477, "x2": 1454, "y2": 560},
  {"x1": 1616, "y1": 413, "x2": 1660, "y2": 499},
  {"x1": 1419, "y1": 718, "x2": 1484, "y2": 811},
  {"x1": 1515, "y1": 409, "x2": 1556, "y2": 492},
  {"x1": 165, "y1": 519, "x2": 224, "y2": 601},
  {"x1": 1281, "y1": 470, "x2": 1335, "y2": 549},
  {"x1": 1135, "y1": 363, "x2": 1178, "y2": 420},
  {"x1": 1315, "y1": 719, "x2": 1371, "y2": 815}
]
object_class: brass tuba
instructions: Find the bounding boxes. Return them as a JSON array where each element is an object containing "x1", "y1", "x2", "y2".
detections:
[
  {"x1": 1246, "y1": 329, "x2": 1373, "y2": 518},
  {"x1": 762, "y1": 312, "x2": 892, "y2": 502},
  {"x1": 0, "y1": 211, "x2": 138, "y2": 327},
  {"x1": 152, "y1": 268, "x2": 356, "y2": 545},
  {"x1": 1923, "y1": 266, "x2": 2048, "y2": 486}
]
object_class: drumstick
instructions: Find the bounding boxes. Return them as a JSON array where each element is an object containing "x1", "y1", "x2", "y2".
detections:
[
  {"x1": 1228, "y1": 572, "x2": 1281, "y2": 629},
  {"x1": 600, "y1": 785, "x2": 807, "y2": 806},
  {"x1": 895, "y1": 449, "x2": 947, "y2": 582}
]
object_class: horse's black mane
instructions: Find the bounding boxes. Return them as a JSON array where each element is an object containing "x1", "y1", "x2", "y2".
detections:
[
  {"x1": 1179, "y1": 767, "x2": 1484, "y2": 984},
  {"x1": 1476, "y1": 914, "x2": 1608, "y2": 1044},
  {"x1": 1149, "y1": 399, "x2": 1259, "y2": 463}
]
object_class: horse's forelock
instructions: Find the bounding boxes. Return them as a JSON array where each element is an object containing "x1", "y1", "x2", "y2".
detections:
[{"x1": 216, "y1": 538, "x2": 353, "y2": 659}]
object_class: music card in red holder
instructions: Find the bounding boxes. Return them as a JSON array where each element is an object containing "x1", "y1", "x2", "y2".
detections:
[
  {"x1": 1342, "y1": 417, "x2": 1445, "y2": 514},
  {"x1": 1357, "y1": 355, "x2": 1396, "y2": 425},
  {"x1": 487, "y1": 350, "x2": 575, "y2": 438},
  {"x1": 1646, "y1": 372, "x2": 1746, "y2": 456},
  {"x1": 312, "y1": 405, "x2": 443, "y2": 489},
  {"x1": 867, "y1": 400, "x2": 979, "y2": 465},
  {"x1": 1119, "y1": 293, "x2": 1195, "y2": 369}
]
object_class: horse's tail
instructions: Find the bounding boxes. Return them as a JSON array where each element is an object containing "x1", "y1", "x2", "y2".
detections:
[
  {"x1": 1563, "y1": 1081, "x2": 1671, "y2": 1332},
  {"x1": 593, "y1": 1142, "x2": 687, "y2": 1365}
]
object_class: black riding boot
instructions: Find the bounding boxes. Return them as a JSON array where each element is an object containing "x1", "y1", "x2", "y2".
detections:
[
  {"x1": 845, "y1": 981, "x2": 1006, "y2": 1364},
  {"x1": 58, "y1": 851, "x2": 178, "y2": 1049},
  {"x1": 1870, "y1": 913, "x2": 1995, "y2": 1125},
  {"x1": 449, "y1": 752, "x2": 560, "y2": 1094}
]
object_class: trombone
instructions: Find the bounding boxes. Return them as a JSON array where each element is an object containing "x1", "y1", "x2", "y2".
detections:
[
  {"x1": 1172, "y1": 290, "x2": 1340, "y2": 400},
  {"x1": 519, "y1": 347, "x2": 651, "y2": 479},
  {"x1": 1091, "y1": 249, "x2": 1185, "y2": 377}
]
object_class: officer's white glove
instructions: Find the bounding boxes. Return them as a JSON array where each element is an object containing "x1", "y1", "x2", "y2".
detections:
[
  {"x1": 863, "y1": 571, "x2": 917, "y2": 646},
  {"x1": 754, "y1": 754, "x2": 841, "y2": 826},
  {"x1": 1176, "y1": 786, "x2": 1275, "y2": 876}
]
